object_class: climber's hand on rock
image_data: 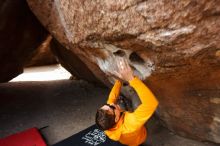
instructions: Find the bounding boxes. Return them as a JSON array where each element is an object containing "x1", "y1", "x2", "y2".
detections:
[
  {"x1": 113, "y1": 57, "x2": 134, "y2": 82},
  {"x1": 99, "y1": 56, "x2": 134, "y2": 82}
]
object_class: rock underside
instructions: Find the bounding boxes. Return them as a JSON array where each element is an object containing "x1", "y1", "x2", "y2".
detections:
[
  {"x1": 0, "y1": 0, "x2": 219, "y2": 144},
  {"x1": 26, "y1": 0, "x2": 220, "y2": 143}
]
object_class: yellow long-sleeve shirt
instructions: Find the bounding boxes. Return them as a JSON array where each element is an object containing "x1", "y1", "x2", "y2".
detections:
[{"x1": 105, "y1": 77, "x2": 159, "y2": 146}]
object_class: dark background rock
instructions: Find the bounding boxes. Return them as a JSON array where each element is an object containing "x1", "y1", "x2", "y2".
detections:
[
  {"x1": 0, "y1": 0, "x2": 48, "y2": 82},
  {"x1": 26, "y1": 0, "x2": 220, "y2": 143},
  {"x1": 50, "y1": 38, "x2": 103, "y2": 85},
  {"x1": 25, "y1": 35, "x2": 57, "y2": 67}
]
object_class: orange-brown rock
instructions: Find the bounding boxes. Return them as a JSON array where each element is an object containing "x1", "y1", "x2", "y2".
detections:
[
  {"x1": 27, "y1": 0, "x2": 220, "y2": 143},
  {"x1": 0, "y1": 0, "x2": 48, "y2": 82},
  {"x1": 25, "y1": 35, "x2": 57, "y2": 67}
]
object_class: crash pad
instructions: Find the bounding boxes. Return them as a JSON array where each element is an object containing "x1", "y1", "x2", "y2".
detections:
[{"x1": 53, "y1": 124, "x2": 124, "y2": 146}]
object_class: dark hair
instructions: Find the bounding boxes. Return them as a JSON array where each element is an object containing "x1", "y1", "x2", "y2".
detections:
[{"x1": 95, "y1": 109, "x2": 116, "y2": 130}]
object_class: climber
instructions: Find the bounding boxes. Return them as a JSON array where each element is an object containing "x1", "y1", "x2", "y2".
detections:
[{"x1": 95, "y1": 58, "x2": 159, "y2": 146}]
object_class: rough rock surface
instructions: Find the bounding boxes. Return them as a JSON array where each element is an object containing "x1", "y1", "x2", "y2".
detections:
[
  {"x1": 25, "y1": 35, "x2": 57, "y2": 67},
  {"x1": 0, "y1": 0, "x2": 48, "y2": 82},
  {"x1": 27, "y1": 0, "x2": 220, "y2": 143}
]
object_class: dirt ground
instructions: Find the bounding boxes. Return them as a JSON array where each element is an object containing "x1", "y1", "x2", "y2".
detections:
[{"x1": 0, "y1": 66, "x2": 218, "y2": 146}]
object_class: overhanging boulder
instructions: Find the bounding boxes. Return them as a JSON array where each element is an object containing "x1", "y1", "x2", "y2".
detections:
[{"x1": 27, "y1": 0, "x2": 220, "y2": 143}]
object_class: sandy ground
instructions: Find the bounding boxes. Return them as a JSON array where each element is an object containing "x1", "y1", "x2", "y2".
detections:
[{"x1": 0, "y1": 66, "x2": 218, "y2": 146}]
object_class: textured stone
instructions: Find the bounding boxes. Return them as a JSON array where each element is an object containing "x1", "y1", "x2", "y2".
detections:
[
  {"x1": 0, "y1": 0, "x2": 48, "y2": 82},
  {"x1": 25, "y1": 35, "x2": 57, "y2": 67},
  {"x1": 27, "y1": 0, "x2": 220, "y2": 143}
]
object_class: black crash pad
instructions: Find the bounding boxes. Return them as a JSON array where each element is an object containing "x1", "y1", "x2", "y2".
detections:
[{"x1": 53, "y1": 124, "x2": 125, "y2": 146}]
